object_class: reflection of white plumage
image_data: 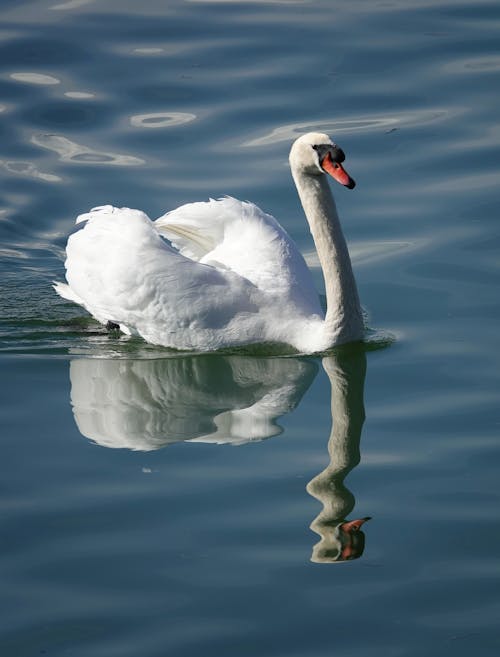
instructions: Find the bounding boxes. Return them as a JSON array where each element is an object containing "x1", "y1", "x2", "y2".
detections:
[
  {"x1": 69, "y1": 356, "x2": 317, "y2": 450},
  {"x1": 69, "y1": 349, "x2": 371, "y2": 561},
  {"x1": 55, "y1": 132, "x2": 363, "y2": 353}
]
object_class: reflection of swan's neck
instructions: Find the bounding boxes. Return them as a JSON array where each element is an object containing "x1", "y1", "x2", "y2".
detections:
[
  {"x1": 292, "y1": 169, "x2": 364, "y2": 347},
  {"x1": 307, "y1": 352, "x2": 366, "y2": 559}
]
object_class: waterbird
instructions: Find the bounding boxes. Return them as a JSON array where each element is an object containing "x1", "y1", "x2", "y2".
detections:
[{"x1": 54, "y1": 132, "x2": 363, "y2": 353}]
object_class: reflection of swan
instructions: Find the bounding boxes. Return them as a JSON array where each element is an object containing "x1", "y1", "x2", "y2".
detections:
[
  {"x1": 69, "y1": 349, "x2": 370, "y2": 560},
  {"x1": 54, "y1": 132, "x2": 363, "y2": 353},
  {"x1": 307, "y1": 349, "x2": 370, "y2": 563},
  {"x1": 70, "y1": 356, "x2": 317, "y2": 450}
]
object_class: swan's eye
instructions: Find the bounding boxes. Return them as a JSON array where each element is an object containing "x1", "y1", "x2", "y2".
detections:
[
  {"x1": 312, "y1": 144, "x2": 331, "y2": 161},
  {"x1": 313, "y1": 144, "x2": 345, "y2": 164}
]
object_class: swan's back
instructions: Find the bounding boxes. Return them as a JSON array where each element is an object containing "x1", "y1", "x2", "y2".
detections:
[
  {"x1": 156, "y1": 197, "x2": 320, "y2": 316},
  {"x1": 55, "y1": 201, "x2": 324, "y2": 352}
]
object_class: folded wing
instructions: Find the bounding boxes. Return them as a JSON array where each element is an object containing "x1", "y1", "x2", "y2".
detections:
[{"x1": 155, "y1": 197, "x2": 321, "y2": 317}]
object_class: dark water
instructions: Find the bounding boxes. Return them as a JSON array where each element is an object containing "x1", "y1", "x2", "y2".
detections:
[{"x1": 1, "y1": 1, "x2": 500, "y2": 655}]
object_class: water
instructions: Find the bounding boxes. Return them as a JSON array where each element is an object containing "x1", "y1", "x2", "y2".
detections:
[{"x1": 1, "y1": 0, "x2": 499, "y2": 655}]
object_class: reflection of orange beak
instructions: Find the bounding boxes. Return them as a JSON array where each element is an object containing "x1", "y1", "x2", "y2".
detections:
[
  {"x1": 339, "y1": 516, "x2": 371, "y2": 533},
  {"x1": 338, "y1": 517, "x2": 371, "y2": 561}
]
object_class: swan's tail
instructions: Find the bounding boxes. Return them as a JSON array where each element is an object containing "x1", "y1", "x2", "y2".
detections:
[
  {"x1": 53, "y1": 206, "x2": 116, "y2": 310},
  {"x1": 53, "y1": 281, "x2": 84, "y2": 306},
  {"x1": 75, "y1": 204, "x2": 117, "y2": 225}
]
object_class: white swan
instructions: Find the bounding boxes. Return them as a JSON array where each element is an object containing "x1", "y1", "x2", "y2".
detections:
[{"x1": 54, "y1": 132, "x2": 364, "y2": 353}]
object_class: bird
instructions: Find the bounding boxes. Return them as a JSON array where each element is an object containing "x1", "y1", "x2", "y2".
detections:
[{"x1": 54, "y1": 132, "x2": 364, "y2": 354}]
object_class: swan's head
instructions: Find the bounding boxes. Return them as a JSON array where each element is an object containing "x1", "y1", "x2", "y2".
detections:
[{"x1": 289, "y1": 132, "x2": 356, "y2": 189}]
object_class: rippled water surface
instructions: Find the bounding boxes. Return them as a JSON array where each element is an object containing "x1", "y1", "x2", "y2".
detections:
[{"x1": 1, "y1": 1, "x2": 500, "y2": 655}]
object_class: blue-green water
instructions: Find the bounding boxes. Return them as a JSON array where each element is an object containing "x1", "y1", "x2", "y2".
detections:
[{"x1": 1, "y1": 1, "x2": 500, "y2": 655}]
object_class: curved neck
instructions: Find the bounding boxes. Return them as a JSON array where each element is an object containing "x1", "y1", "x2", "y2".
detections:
[
  {"x1": 307, "y1": 352, "x2": 366, "y2": 516},
  {"x1": 292, "y1": 168, "x2": 363, "y2": 346}
]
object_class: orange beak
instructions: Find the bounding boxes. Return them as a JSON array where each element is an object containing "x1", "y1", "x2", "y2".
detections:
[{"x1": 321, "y1": 152, "x2": 356, "y2": 189}]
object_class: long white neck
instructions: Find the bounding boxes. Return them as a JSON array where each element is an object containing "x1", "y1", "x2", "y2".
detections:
[{"x1": 292, "y1": 168, "x2": 364, "y2": 347}]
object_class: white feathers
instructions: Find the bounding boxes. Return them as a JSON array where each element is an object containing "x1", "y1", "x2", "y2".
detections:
[
  {"x1": 54, "y1": 133, "x2": 363, "y2": 353},
  {"x1": 55, "y1": 199, "x2": 323, "y2": 351},
  {"x1": 156, "y1": 198, "x2": 320, "y2": 314},
  {"x1": 52, "y1": 281, "x2": 84, "y2": 305}
]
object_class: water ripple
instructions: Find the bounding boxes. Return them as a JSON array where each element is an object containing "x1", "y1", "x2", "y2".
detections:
[
  {"x1": 9, "y1": 72, "x2": 61, "y2": 85},
  {"x1": 304, "y1": 239, "x2": 428, "y2": 270},
  {"x1": 443, "y1": 54, "x2": 500, "y2": 74},
  {"x1": 63, "y1": 91, "x2": 96, "y2": 99},
  {"x1": 132, "y1": 48, "x2": 165, "y2": 55},
  {"x1": 0, "y1": 160, "x2": 61, "y2": 183},
  {"x1": 50, "y1": 0, "x2": 97, "y2": 10},
  {"x1": 130, "y1": 112, "x2": 196, "y2": 129},
  {"x1": 186, "y1": 0, "x2": 307, "y2": 3},
  {"x1": 242, "y1": 109, "x2": 452, "y2": 146},
  {"x1": 31, "y1": 134, "x2": 145, "y2": 166}
]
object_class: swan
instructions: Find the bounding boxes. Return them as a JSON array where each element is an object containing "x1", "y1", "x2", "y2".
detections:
[{"x1": 54, "y1": 132, "x2": 364, "y2": 353}]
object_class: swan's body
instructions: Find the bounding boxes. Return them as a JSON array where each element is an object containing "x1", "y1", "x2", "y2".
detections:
[{"x1": 54, "y1": 132, "x2": 364, "y2": 353}]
